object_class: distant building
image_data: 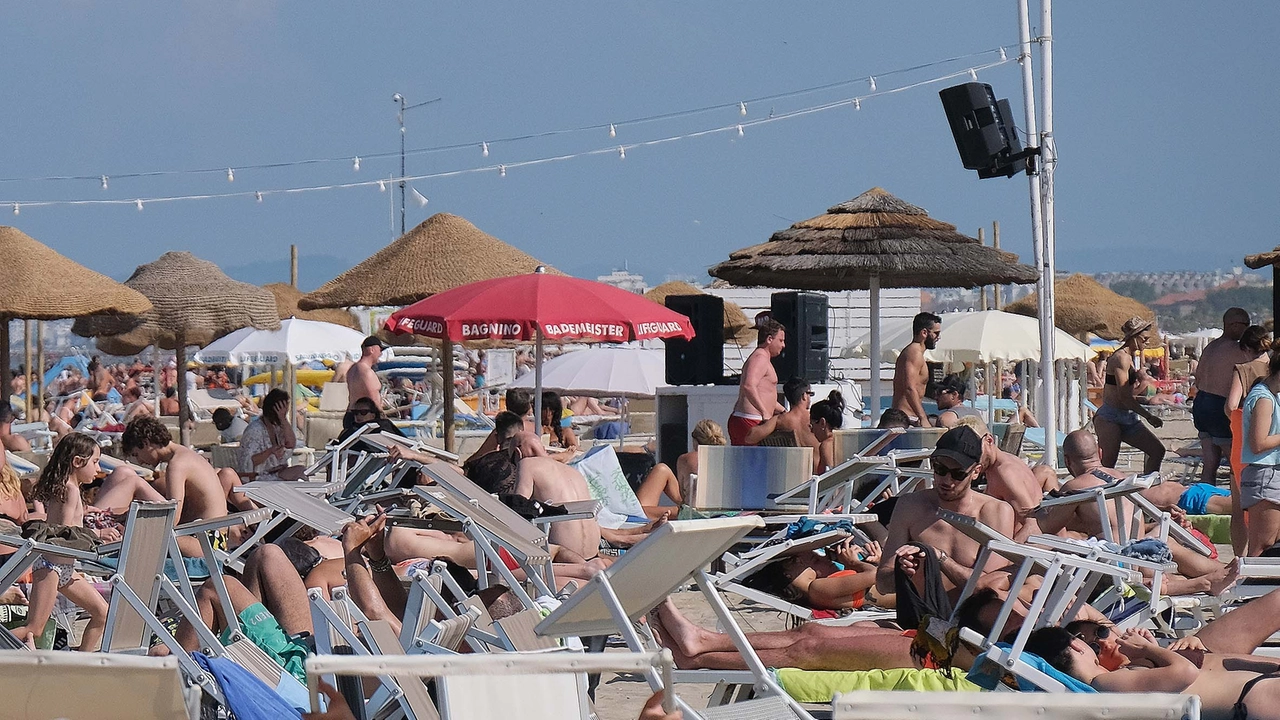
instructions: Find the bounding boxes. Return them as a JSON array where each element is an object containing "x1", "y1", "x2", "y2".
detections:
[{"x1": 596, "y1": 269, "x2": 647, "y2": 295}]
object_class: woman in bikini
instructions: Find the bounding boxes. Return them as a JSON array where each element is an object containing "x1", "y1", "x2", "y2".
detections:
[
  {"x1": 741, "y1": 538, "x2": 895, "y2": 615},
  {"x1": 1094, "y1": 317, "x2": 1165, "y2": 474}
]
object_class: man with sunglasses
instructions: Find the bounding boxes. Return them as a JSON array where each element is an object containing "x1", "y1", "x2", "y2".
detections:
[{"x1": 875, "y1": 426, "x2": 1016, "y2": 608}]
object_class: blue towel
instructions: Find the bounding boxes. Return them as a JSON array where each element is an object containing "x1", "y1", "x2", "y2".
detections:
[
  {"x1": 966, "y1": 644, "x2": 1097, "y2": 693},
  {"x1": 95, "y1": 555, "x2": 211, "y2": 582},
  {"x1": 193, "y1": 652, "x2": 306, "y2": 718},
  {"x1": 1120, "y1": 538, "x2": 1173, "y2": 564}
]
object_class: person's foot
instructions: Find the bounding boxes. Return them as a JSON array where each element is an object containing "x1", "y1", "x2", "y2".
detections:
[
  {"x1": 646, "y1": 607, "x2": 695, "y2": 669},
  {"x1": 1208, "y1": 558, "x2": 1241, "y2": 596},
  {"x1": 654, "y1": 598, "x2": 707, "y2": 658}
]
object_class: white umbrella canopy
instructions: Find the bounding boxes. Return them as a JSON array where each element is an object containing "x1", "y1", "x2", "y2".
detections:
[
  {"x1": 841, "y1": 310, "x2": 1090, "y2": 365},
  {"x1": 194, "y1": 318, "x2": 366, "y2": 366},
  {"x1": 509, "y1": 346, "x2": 665, "y2": 398}
]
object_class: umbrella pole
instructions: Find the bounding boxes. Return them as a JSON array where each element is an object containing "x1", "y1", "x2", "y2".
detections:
[
  {"x1": 987, "y1": 362, "x2": 994, "y2": 424},
  {"x1": 176, "y1": 337, "x2": 191, "y2": 447},
  {"x1": 23, "y1": 321, "x2": 32, "y2": 420},
  {"x1": 36, "y1": 322, "x2": 44, "y2": 417},
  {"x1": 868, "y1": 274, "x2": 881, "y2": 426},
  {"x1": 533, "y1": 330, "x2": 545, "y2": 437},
  {"x1": 0, "y1": 320, "x2": 8, "y2": 406},
  {"x1": 442, "y1": 338, "x2": 455, "y2": 453}
]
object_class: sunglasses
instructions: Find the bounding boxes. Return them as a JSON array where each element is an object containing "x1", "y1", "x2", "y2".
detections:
[
  {"x1": 931, "y1": 461, "x2": 976, "y2": 482},
  {"x1": 1076, "y1": 625, "x2": 1110, "y2": 654}
]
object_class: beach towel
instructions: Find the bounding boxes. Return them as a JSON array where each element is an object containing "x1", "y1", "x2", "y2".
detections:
[
  {"x1": 193, "y1": 652, "x2": 307, "y2": 718},
  {"x1": 774, "y1": 667, "x2": 979, "y2": 702},
  {"x1": 571, "y1": 445, "x2": 647, "y2": 528},
  {"x1": 966, "y1": 644, "x2": 1097, "y2": 692}
]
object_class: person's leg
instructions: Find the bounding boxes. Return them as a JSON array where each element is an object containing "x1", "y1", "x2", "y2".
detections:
[
  {"x1": 12, "y1": 564, "x2": 61, "y2": 647},
  {"x1": 93, "y1": 466, "x2": 166, "y2": 512},
  {"x1": 383, "y1": 527, "x2": 477, "y2": 568},
  {"x1": 1121, "y1": 423, "x2": 1166, "y2": 475},
  {"x1": 1200, "y1": 434, "x2": 1223, "y2": 485},
  {"x1": 1094, "y1": 416, "x2": 1123, "y2": 470},
  {"x1": 60, "y1": 574, "x2": 109, "y2": 651},
  {"x1": 1031, "y1": 464, "x2": 1059, "y2": 493},
  {"x1": 217, "y1": 468, "x2": 256, "y2": 512},
  {"x1": 240, "y1": 544, "x2": 314, "y2": 636},
  {"x1": 1206, "y1": 492, "x2": 1234, "y2": 516},
  {"x1": 1169, "y1": 539, "x2": 1227, "y2": 579},
  {"x1": 1247, "y1": 502, "x2": 1280, "y2": 556},
  {"x1": 1195, "y1": 586, "x2": 1280, "y2": 654},
  {"x1": 635, "y1": 463, "x2": 682, "y2": 510}
]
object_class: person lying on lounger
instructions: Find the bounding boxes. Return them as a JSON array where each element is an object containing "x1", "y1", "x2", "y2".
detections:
[{"x1": 740, "y1": 538, "x2": 895, "y2": 613}]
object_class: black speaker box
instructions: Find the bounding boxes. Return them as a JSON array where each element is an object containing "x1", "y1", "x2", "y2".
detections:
[
  {"x1": 939, "y1": 82, "x2": 1026, "y2": 178},
  {"x1": 664, "y1": 294, "x2": 724, "y2": 385},
  {"x1": 770, "y1": 291, "x2": 828, "y2": 383}
]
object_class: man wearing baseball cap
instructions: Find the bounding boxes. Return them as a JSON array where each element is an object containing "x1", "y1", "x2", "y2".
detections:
[{"x1": 875, "y1": 426, "x2": 1016, "y2": 626}]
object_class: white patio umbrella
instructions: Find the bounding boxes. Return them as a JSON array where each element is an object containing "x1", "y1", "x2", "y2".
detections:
[
  {"x1": 841, "y1": 310, "x2": 1090, "y2": 364},
  {"x1": 509, "y1": 346, "x2": 665, "y2": 398},
  {"x1": 194, "y1": 317, "x2": 366, "y2": 366}
]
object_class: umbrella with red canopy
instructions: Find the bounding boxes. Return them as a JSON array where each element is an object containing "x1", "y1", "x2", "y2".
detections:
[{"x1": 384, "y1": 267, "x2": 695, "y2": 432}]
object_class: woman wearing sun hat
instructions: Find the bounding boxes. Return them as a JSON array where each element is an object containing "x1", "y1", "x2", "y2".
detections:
[{"x1": 1094, "y1": 317, "x2": 1165, "y2": 474}]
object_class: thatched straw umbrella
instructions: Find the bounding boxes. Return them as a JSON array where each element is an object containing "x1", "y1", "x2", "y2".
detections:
[
  {"x1": 708, "y1": 188, "x2": 1038, "y2": 422},
  {"x1": 73, "y1": 252, "x2": 280, "y2": 444},
  {"x1": 1006, "y1": 273, "x2": 1159, "y2": 344},
  {"x1": 644, "y1": 281, "x2": 756, "y2": 344},
  {"x1": 1244, "y1": 246, "x2": 1280, "y2": 326},
  {"x1": 264, "y1": 283, "x2": 361, "y2": 331},
  {"x1": 0, "y1": 226, "x2": 153, "y2": 415},
  {"x1": 298, "y1": 213, "x2": 559, "y2": 451}
]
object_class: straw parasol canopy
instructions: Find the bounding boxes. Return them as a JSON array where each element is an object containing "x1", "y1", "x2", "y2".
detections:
[
  {"x1": 0, "y1": 226, "x2": 154, "y2": 399},
  {"x1": 708, "y1": 188, "x2": 1040, "y2": 290},
  {"x1": 299, "y1": 213, "x2": 563, "y2": 310},
  {"x1": 73, "y1": 251, "x2": 280, "y2": 444},
  {"x1": 264, "y1": 283, "x2": 362, "y2": 332},
  {"x1": 644, "y1": 281, "x2": 755, "y2": 344},
  {"x1": 1005, "y1": 273, "x2": 1159, "y2": 345}
]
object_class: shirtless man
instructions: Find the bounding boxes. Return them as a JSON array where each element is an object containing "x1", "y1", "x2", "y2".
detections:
[
  {"x1": 728, "y1": 319, "x2": 786, "y2": 446},
  {"x1": 875, "y1": 426, "x2": 1016, "y2": 602},
  {"x1": 0, "y1": 405, "x2": 32, "y2": 452},
  {"x1": 891, "y1": 312, "x2": 941, "y2": 427},
  {"x1": 934, "y1": 374, "x2": 982, "y2": 429},
  {"x1": 467, "y1": 389, "x2": 539, "y2": 462},
  {"x1": 87, "y1": 357, "x2": 113, "y2": 402},
  {"x1": 116, "y1": 417, "x2": 231, "y2": 556},
  {"x1": 743, "y1": 377, "x2": 815, "y2": 447},
  {"x1": 1194, "y1": 308, "x2": 1253, "y2": 485},
  {"x1": 346, "y1": 336, "x2": 385, "y2": 411},
  {"x1": 953, "y1": 416, "x2": 1044, "y2": 542}
]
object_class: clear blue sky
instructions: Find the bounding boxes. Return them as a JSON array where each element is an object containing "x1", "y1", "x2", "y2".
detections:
[{"x1": 2, "y1": 2, "x2": 1275, "y2": 290}]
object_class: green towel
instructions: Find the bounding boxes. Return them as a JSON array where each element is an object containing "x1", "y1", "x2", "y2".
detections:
[
  {"x1": 774, "y1": 667, "x2": 981, "y2": 703},
  {"x1": 1188, "y1": 514, "x2": 1232, "y2": 545}
]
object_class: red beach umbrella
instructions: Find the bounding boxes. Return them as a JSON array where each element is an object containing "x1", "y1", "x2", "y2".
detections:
[{"x1": 384, "y1": 267, "x2": 695, "y2": 425}]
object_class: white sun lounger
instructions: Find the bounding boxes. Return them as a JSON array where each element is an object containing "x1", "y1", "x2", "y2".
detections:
[
  {"x1": 832, "y1": 690, "x2": 1200, "y2": 720},
  {"x1": 0, "y1": 650, "x2": 194, "y2": 720}
]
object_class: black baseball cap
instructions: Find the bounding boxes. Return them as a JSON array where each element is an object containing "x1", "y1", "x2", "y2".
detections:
[
  {"x1": 931, "y1": 426, "x2": 983, "y2": 468},
  {"x1": 361, "y1": 335, "x2": 384, "y2": 350}
]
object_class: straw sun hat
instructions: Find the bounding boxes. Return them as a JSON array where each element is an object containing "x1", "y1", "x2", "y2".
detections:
[{"x1": 1121, "y1": 316, "x2": 1153, "y2": 342}]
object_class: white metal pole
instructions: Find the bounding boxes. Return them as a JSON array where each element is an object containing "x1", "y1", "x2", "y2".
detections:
[
  {"x1": 1018, "y1": 0, "x2": 1056, "y2": 466},
  {"x1": 1042, "y1": 0, "x2": 1059, "y2": 432},
  {"x1": 868, "y1": 274, "x2": 881, "y2": 426},
  {"x1": 533, "y1": 329, "x2": 544, "y2": 435}
]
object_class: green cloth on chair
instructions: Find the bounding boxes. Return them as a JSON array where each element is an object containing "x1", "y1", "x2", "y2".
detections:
[
  {"x1": 1189, "y1": 513, "x2": 1232, "y2": 545},
  {"x1": 774, "y1": 667, "x2": 981, "y2": 703}
]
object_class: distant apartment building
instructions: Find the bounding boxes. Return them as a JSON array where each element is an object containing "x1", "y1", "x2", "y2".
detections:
[{"x1": 596, "y1": 269, "x2": 648, "y2": 295}]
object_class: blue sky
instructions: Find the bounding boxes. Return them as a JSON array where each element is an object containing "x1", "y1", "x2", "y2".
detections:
[{"x1": 2, "y1": 2, "x2": 1275, "y2": 290}]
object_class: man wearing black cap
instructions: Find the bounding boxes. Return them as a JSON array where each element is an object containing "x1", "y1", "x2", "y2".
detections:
[
  {"x1": 934, "y1": 374, "x2": 982, "y2": 429},
  {"x1": 874, "y1": 426, "x2": 1015, "y2": 613},
  {"x1": 347, "y1": 336, "x2": 385, "y2": 412}
]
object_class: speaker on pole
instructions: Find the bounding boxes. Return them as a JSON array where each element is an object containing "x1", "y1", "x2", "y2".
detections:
[
  {"x1": 939, "y1": 82, "x2": 1027, "y2": 179},
  {"x1": 664, "y1": 294, "x2": 724, "y2": 385},
  {"x1": 770, "y1": 291, "x2": 828, "y2": 383}
]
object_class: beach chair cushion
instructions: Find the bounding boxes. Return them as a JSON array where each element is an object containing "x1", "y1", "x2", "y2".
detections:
[
  {"x1": 570, "y1": 444, "x2": 647, "y2": 528},
  {"x1": 774, "y1": 667, "x2": 980, "y2": 702}
]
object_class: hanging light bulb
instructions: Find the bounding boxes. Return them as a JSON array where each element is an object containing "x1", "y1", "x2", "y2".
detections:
[
  {"x1": 868, "y1": 76, "x2": 877, "y2": 92},
  {"x1": 608, "y1": 123, "x2": 617, "y2": 139},
  {"x1": 853, "y1": 98, "x2": 861, "y2": 111},
  {"x1": 498, "y1": 165, "x2": 506, "y2": 177},
  {"x1": 353, "y1": 157, "x2": 361, "y2": 172},
  {"x1": 999, "y1": 47, "x2": 1007, "y2": 61},
  {"x1": 411, "y1": 186, "x2": 429, "y2": 207},
  {"x1": 738, "y1": 101, "x2": 747, "y2": 116},
  {"x1": 618, "y1": 146, "x2": 625, "y2": 160},
  {"x1": 378, "y1": 179, "x2": 386, "y2": 192},
  {"x1": 481, "y1": 142, "x2": 489, "y2": 158},
  {"x1": 135, "y1": 199, "x2": 144, "y2": 211},
  {"x1": 737, "y1": 124, "x2": 744, "y2": 138},
  {"x1": 226, "y1": 168, "x2": 235, "y2": 182},
  {"x1": 255, "y1": 191, "x2": 264, "y2": 203},
  {"x1": 100, "y1": 175, "x2": 109, "y2": 190},
  {"x1": 968, "y1": 68, "x2": 978, "y2": 81},
  {"x1": 11, "y1": 203, "x2": 18, "y2": 216}
]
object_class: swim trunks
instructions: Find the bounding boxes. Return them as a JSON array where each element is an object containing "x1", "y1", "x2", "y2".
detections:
[
  {"x1": 220, "y1": 602, "x2": 309, "y2": 683},
  {"x1": 1193, "y1": 391, "x2": 1232, "y2": 442},
  {"x1": 727, "y1": 412, "x2": 763, "y2": 446},
  {"x1": 1178, "y1": 483, "x2": 1231, "y2": 515}
]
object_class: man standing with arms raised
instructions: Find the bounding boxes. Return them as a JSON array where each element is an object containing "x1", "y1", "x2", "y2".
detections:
[
  {"x1": 347, "y1": 336, "x2": 385, "y2": 412},
  {"x1": 728, "y1": 319, "x2": 787, "y2": 446},
  {"x1": 1193, "y1": 308, "x2": 1251, "y2": 485},
  {"x1": 891, "y1": 312, "x2": 941, "y2": 427}
]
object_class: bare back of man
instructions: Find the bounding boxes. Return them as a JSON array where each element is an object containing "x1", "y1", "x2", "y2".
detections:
[
  {"x1": 514, "y1": 456, "x2": 601, "y2": 559},
  {"x1": 983, "y1": 450, "x2": 1045, "y2": 541}
]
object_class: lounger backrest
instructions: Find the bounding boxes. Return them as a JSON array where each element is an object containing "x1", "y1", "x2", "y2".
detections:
[
  {"x1": 831, "y1": 691, "x2": 1198, "y2": 719},
  {"x1": 999, "y1": 423, "x2": 1026, "y2": 456},
  {"x1": 695, "y1": 446, "x2": 812, "y2": 510},
  {"x1": 414, "y1": 488, "x2": 552, "y2": 564},
  {"x1": 319, "y1": 382, "x2": 350, "y2": 412},
  {"x1": 0, "y1": 650, "x2": 188, "y2": 720},
  {"x1": 238, "y1": 483, "x2": 354, "y2": 535},
  {"x1": 537, "y1": 517, "x2": 764, "y2": 638},
  {"x1": 361, "y1": 619, "x2": 442, "y2": 720},
  {"x1": 494, "y1": 609, "x2": 559, "y2": 652},
  {"x1": 104, "y1": 501, "x2": 178, "y2": 653}
]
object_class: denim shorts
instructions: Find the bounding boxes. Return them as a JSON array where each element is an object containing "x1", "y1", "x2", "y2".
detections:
[{"x1": 1095, "y1": 403, "x2": 1144, "y2": 432}]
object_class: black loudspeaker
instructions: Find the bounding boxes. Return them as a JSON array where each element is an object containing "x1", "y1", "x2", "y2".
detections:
[
  {"x1": 770, "y1": 291, "x2": 829, "y2": 383},
  {"x1": 939, "y1": 82, "x2": 1027, "y2": 179},
  {"x1": 664, "y1": 295, "x2": 724, "y2": 385},
  {"x1": 659, "y1": 422, "x2": 688, "y2": 470}
]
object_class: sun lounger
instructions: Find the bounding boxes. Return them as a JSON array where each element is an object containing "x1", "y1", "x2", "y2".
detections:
[
  {"x1": 831, "y1": 690, "x2": 1201, "y2": 719},
  {"x1": 770, "y1": 456, "x2": 895, "y2": 514},
  {"x1": 306, "y1": 650, "x2": 675, "y2": 720},
  {"x1": 226, "y1": 481, "x2": 356, "y2": 565},
  {"x1": 537, "y1": 516, "x2": 813, "y2": 719},
  {"x1": 0, "y1": 650, "x2": 193, "y2": 720}
]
